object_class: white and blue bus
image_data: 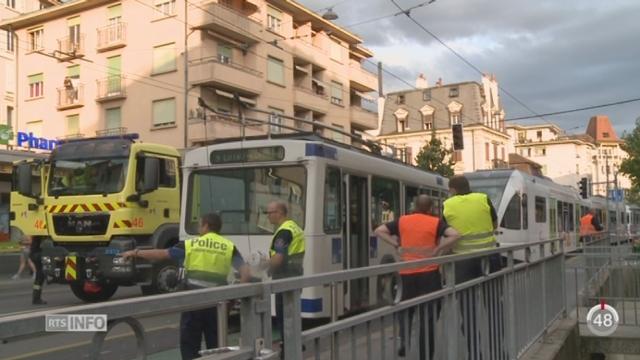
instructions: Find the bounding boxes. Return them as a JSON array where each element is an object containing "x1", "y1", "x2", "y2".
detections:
[{"x1": 180, "y1": 135, "x2": 448, "y2": 318}]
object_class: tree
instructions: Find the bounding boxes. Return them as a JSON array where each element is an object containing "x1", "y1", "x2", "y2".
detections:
[
  {"x1": 620, "y1": 117, "x2": 640, "y2": 204},
  {"x1": 415, "y1": 137, "x2": 455, "y2": 177}
]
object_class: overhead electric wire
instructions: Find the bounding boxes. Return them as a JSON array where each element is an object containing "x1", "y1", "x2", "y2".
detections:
[{"x1": 504, "y1": 97, "x2": 640, "y2": 122}]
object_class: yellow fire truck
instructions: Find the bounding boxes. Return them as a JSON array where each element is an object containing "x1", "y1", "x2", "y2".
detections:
[{"x1": 11, "y1": 134, "x2": 181, "y2": 302}]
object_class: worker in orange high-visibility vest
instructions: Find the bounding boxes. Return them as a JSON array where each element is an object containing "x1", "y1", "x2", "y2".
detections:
[
  {"x1": 374, "y1": 194, "x2": 459, "y2": 358},
  {"x1": 580, "y1": 208, "x2": 604, "y2": 244}
]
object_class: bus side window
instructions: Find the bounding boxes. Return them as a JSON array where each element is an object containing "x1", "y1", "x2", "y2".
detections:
[
  {"x1": 324, "y1": 167, "x2": 341, "y2": 234},
  {"x1": 405, "y1": 186, "x2": 419, "y2": 214},
  {"x1": 522, "y1": 194, "x2": 528, "y2": 230},
  {"x1": 371, "y1": 176, "x2": 400, "y2": 230}
]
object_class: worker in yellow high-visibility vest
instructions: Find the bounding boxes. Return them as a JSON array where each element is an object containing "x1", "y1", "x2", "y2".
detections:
[
  {"x1": 441, "y1": 175, "x2": 501, "y2": 284},
  {"x1": 122, "y1": 213, "x2": 251, "y2": 360},
  {"x1": 265, "y1": 200, "x2": 305, "y2": 358}
]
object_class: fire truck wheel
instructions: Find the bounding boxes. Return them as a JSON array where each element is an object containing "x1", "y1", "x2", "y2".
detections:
[
  {"x1": 69, "y1": 282, "x2": 118, "y2": 303},
  {"x1": 141, "y1": 260, "x2": 180, "y2": 295}
]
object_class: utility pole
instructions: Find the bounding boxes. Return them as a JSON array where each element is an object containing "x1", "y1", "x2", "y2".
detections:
[
  {"x1": 605, "y1": 155, "x2": 610, "y2": 235},
  {"x1": 183, "y1": 0, "x2": 189, "y2": 151}
]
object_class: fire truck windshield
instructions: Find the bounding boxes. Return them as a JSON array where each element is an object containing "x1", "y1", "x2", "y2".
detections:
[{"x1": 48, "y1": 158, "x2": 129, "y2": 196}]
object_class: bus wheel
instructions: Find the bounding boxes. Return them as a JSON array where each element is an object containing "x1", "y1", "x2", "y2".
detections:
[
  {"x1": 70, "y1": 281, "x2": 118, "y2": 303},
  {"x1": 141, "y1": 260, "x2": 180, "y2": 295},
  {"x1": 377, "y1": 254, "x2": 402, "y2": 306}
]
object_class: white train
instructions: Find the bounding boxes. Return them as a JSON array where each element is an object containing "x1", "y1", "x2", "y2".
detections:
[
  {"x1": 180, "y1": 135, "x2": 449, "y2": 318},
  {"x1": 466, "y1": 169, "x2": 639, "y2": 259}
]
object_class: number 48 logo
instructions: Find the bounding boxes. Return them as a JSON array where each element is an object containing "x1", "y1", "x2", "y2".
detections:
[{"x1": 586, "y1": 303, "x2": 619, "y2": 336}]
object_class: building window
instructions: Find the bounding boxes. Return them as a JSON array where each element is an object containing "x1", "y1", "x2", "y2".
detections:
[
  {"x1": 398, "y1": 119, "x2": 406, "y2": 133},
  {"x1": 67, "y1": 16, "x2": 81, "y2": 47},
  {"x1": 28, "y1": 28, "x2": 44, "y2": 52},
  {"x1": 66, "y1": 114, "x2": 80, "y2": 135},
  {"x1": 453, "y1": 150, "x2": 462, "y2": 162},
  {"x1": 404, "y1": 146, "x2": 413, "y2": 164},
  {"x1": 450, "y1": 112, "x2": 461, "y2": 125},
  {"x1": 6, "y1": 30, "x2": 14, "y2": 52},
  {"x1": 422, "y1": 89, "x2": 431, "y2": 101},
  {"x1": 6, "y1": 106, "x2": 13, "y2": 126},
  {"x1": 152, "y1": 43, "x2": 176, "y2": 74},
  {"x1": 268, "y1": 107, "x2": 284, "y2": 134},
  {"x1": 267, "y1": 6, "x2": 283, "y2": 33},
  {"x1": 397, "y1": 94, "x2": 405, "y2": 105},
  {"x1": 217, "y1": 44, "x2": 232, "y2": 64},
  {"x1": 6, "y1": 0, "x2": 15, "y2": 9},
  {"x1": 155, "y1": 0, "x2": 176, "y2": 17},
  {"x1": 536, "y1": 130, "x2": 542, "y2": 141},
  {"x1": 449, "y1": 87, "x2": 459, "y2": 97},
  {"x1": 28, "y1": 73, "x2": 44, "y2": 98},
  {"x1": 485, "y1": 143, "x2": 490, "y2": 161},
  {"x1": 331, "y1": 123, "x2": 344, "y2": 142},
  {"x1": 330, "y1": 81, "x2": 343, "y2": 106},
  {"x1": 106, "y1": 107, "x2": 121, "y2": 129},
  {"x1": 267, "y1": 56, "x2": 284, "y2": 85},
  {"x1": 107, "y1": 4, "x2": 122, "y2": 23},
  {"x1": 501, "y1": 147, "x2": 505, "y2": 160},
  {"x1": 423, "y1": 114, "x2": 433, "y2": 130},
  {"x1": 603, "y1": 132, "x2": 610, "y2": 138},
  {"x1": 527, "y1": 148, "x2": 531, "y2": 157},
  {"x1": 152, "y1": 98, "x2": 176, "y2": 127},
  {"x1": 330, "y1": 40, "x2": 342, "y2": 62},
  {"x1": 216, "y1": 94, "x2": 233, "y2": 114},
  {"x1": 534, "y1": 147, "x2": 546, "y2": 157}
]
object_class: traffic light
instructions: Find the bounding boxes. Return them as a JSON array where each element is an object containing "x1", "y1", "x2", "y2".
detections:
[
  {"x1": 452, "y1": 124, "x2": 464, "y2": 150},
  {"x1": 579, "y1": 177, "x2": 588, "y2": 199}
]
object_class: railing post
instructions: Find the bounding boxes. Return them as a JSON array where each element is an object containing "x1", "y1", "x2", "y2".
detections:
[
  {"x1": 330, "y1": 282, "x2": 339, "y2": 360},
  {"x1": 217, "y1": 301, "x2": 228, "y2": 347},
  {"x1": 442, "y1": 261, "x2": 458, "y2": 360},
  {"x1": 239, "y1": 296, "x2": 257, "y2": 354},
  {"x1": 540, "y1": 243, "x2": 547, "y2": 328},
  {"x1": 504, "y1": 250, "x2": 517, "y2": 359},
  {"x1": 283, "y1": 289, "x2": 303, "y2": 360}
]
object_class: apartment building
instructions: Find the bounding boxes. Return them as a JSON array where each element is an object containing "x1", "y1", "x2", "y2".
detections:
[
  {"x1": 0, "y1": 0, "x2": 378, "y2": 150},
  {"x1": 506, "y1": 116, "x2": 631, "y2": 196},
  {"x1": 376, "y1": 74, "x2": 510, "y2": 174}
]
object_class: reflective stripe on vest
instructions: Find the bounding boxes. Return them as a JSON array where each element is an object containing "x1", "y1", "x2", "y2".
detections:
[
  {"x1": 398, "y1": 213, "x2": 439, "y2": 274},
  {"x1": 443, "y1": 193, "x2": 496, "y2": 254},
  {"x1": 580, "y1": 214, "x2": 596, "y2": 236},
  {"x1": 270, "y1": 219, "x2": 305, "y2": 277},
  {"x1": 184, "y1": 232, "x2": 234, "y2": 283}
]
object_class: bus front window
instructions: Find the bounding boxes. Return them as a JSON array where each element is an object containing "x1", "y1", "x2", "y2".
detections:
[
  {"x1": 187, "y1": 166, "x2": 306, "y2": 235},
  {"x1": 48, "y1": 158, "x2": 128, "y2": 196}
]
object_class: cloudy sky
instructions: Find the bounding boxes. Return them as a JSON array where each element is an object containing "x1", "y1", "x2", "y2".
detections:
[{"x1": 298, "y1": 0, "x2": 640, "y2": 136}]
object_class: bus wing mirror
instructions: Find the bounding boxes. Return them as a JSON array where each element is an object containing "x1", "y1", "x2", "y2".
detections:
[
  {"x1": 141, "y1": 157, "x2": 160, "y2": 194},
  {"x1": 17, "y1": 163, "x2": 35, "y2": 198}
]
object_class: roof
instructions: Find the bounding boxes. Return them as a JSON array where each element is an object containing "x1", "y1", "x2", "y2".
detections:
[
  {"x1": 508, "y1": 153, "x2": 542, "y2": 168},
  {"x1": 586, "y1": 115, "x2": 621, "y2": 143},
  {"x1": 506, "y1": 123, "x2": 563, "y2": 134},
  {"x1": 387, "y1": 81, "x2": 480, "y2": 96}
]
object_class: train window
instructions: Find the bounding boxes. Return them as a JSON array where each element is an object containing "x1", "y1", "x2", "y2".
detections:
[
  {"x1": 186, "y1": 166, "x2": 306, "y2": 235},
  {"x1": 568, "y1": 203, "x2": 574, "y2": 231},
  {"x1": 610, "y1": 211, "x2": 617, "y2": 224},
  {"x1": 500, "y1": 193, "x2": 521, "y2": 230},
  {"x1": 323, "y1": 167, "x2": 341, "y2": 234},
  {"x1": 522, "y1": 194, "x2": 528, "y2": 230},
  {"x1": 549, "y1": 199, "x2": 557, "y2": 236},
  {"x1": 371, "y1": 176, "x2": 400, "y2": 230},
  {"x1": 405, "y1": 186, "x2": 419, "y2": 213},
  {"x1": 535, "y1": 196, "x2": 546, "y2": 223}
]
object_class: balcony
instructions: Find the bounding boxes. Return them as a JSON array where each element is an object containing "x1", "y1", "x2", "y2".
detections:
[
  {"x1": 96, "y1": 76, "x2": 126, "y2": 102},
  {"x1": 96, "y1": 127, "x2": 128, "y2": 137},
  {"x1": 57, "y1": 35, "x2": 85, "y2": 61},
  {"x1": 293, "y1": 86, "x2": 329, "y2": 113},
  {"x1": 349, "y1": 59, "x2": 377, "y2": 92},
  {"x1": 190, "y1": 1, "x2": 262, "y2": 44},
  {"x1": 97, "y1": 23, "x2": 126, "y2": 52},
  {"x1": 350, "y1": 105, "x2": 378, "y2": 131},
  {"x1": 57, "y1": 84, "x2": 84, "y2": 110},
  {"x1": 189, "y1": 56, "x2": 263, "y2": 95}
]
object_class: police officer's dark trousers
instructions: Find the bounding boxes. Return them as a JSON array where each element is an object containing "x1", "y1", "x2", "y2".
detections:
[
  {"x1": 180, "y1": 307, "x2": 218, "y2": 360},
  {"x1": 29, "y1": 238, "x2": 46, "y2": 304}
]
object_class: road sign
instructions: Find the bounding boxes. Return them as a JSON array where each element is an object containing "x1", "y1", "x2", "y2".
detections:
[{"x1": 608, "y1": 189, "x2": 624, "y2": 203}]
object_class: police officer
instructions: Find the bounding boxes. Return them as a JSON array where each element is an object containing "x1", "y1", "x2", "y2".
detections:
[
  {"x1": 442, "y1": 175, "x2": 499, "y2": 284},
  {"x1": 580, "y1": 208, "x2": 604, "y2": 244},
  {"x1": 265, "y1": 200, "x2": 305, "y2": 356},
  {"x1": 29, "y1": 235, "x2": 47, "y2": 305},
  {"x1": 374, "y1": 194, "x2": 459, "y2": 358},
  {"x1": 122, "y1": 213, "x2": 250, "y2": 360}
]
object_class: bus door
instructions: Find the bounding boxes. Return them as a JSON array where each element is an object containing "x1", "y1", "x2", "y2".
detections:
[{"x1": 343, "y1": 174, "x2": 370, "y2": 311}]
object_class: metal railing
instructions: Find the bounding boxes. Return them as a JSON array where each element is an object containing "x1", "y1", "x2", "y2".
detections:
[
  {"x1": 0, "y1": 238, "x2": 574, "y2": 360},
  {"x1": 97, "y1": 22, "x2": 127, "y2": 50},
  {"x1": 57, "y1": 34, "x2": 85, "y2": 57},
  {"x1": 56, "y1": 84, "x2": 84, "y2": 109},
  {"x1": 96, "y1": 76, "x2": 126, "y2": 101}
]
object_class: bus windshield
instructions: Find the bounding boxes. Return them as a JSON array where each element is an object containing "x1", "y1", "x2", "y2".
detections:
[
  {"x1": 48, "y1": 158, "x2": 129, "y2": 196},
  {"x1": 186, "y1": 166, "x2": 306, "y2": 235},
  {"x1": 468, "y1": 176, "x2": 510, "y2": 209}
]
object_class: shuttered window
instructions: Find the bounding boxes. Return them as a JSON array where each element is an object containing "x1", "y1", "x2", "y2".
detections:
[
  {"x1": 67, "y1": 65, "x2": 80, "y2": 78},
  {"x1": 107, "y1": 4, "x2": 122, "y2": 20},
  {"x1": 330, "y1": 81, "x2": 343, "y2": 105},
  {"x1": 28, "y1": 73, "x2": 44, "y2": 98},
  {"x1": 152, "y1": 43, "x2": 176, "y2": 74},
  {"x1": 66, "y1": 114, "x2": 80, "y2": 135},
  {"x1": 152, "y1": 98, "x2": 176, "y2": 126},
  {"x1": 267, "y1": 56, "x2": 284, "y2": 85},
  {"x1": 106, "y1": 107, "x2": 121, "y2": 129}
]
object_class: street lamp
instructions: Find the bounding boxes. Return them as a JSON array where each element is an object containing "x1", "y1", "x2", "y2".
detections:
[{"x1": 322, "y1": 8, "x2": 338, "y2": 20}]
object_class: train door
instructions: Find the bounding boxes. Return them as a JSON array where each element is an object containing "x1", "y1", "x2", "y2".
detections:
[{"x1": 343, "y1": 174, "x2": 369, "y2": 311}]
